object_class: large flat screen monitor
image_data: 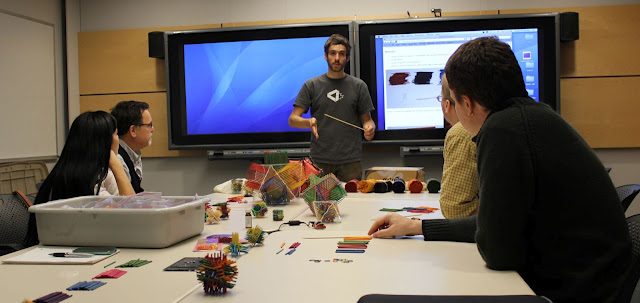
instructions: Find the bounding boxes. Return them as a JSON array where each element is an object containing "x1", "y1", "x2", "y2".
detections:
[
  {"x1": 165, "y1": 22, "x2": 353, "y2": 150},
  {"x1": 356, "y1": 13, "x2": 559, "y2": 145}
]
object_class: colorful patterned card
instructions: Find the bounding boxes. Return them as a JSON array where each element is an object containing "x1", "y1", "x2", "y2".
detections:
[{"x1": 193, "y1": 239, "x2": 222, "y2": 252}]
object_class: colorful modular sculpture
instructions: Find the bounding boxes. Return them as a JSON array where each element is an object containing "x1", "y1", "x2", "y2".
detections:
[
  {"x1": 244, "y1": 162, "x2": 307, "y2": 205},
  {"x1": 197, "y1": 252, "x2": 238, "y2": 295},
  {"x1": 301, "y1": 173, "x2": 347, "y2": 217}
]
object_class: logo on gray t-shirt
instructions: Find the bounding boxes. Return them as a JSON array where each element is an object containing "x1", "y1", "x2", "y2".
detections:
[
  {"x1": 326, "y1": 89, "x2": 343, "y2": 102},
  {"x1": 293, "y1": 74, "x2": 374, "y2": 164}
]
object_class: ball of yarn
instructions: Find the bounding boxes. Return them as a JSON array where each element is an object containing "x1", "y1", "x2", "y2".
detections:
[
  {"x1": 374, "y1": 181, "x2": 388, "y2": 193},
  {"x1": 426, "y1": 178, "x2": 441, "y2": 193},
  {"x1": 357, "y1": 179, "x2": 376, "y2": 193},
  {"x1": 344, "y1": 179, "x2": 359, "y2": 193},
  {"x1": 385, "y1": 180, "x2": 393, "y2": 192},
  {"x1": 408, "y1": 179, "x2": 423, "y2": 193},
  {"x1": 392, "y1": 177, "x2": 405, "y2": 193}
]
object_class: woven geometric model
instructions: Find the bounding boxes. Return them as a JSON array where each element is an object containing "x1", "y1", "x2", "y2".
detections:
[
  {"x1": 301, "y1": 173, "x2": 347, "y2": 215},
  {"x1": 244, "y1": 162, "x2": 307, "y2": 205}
]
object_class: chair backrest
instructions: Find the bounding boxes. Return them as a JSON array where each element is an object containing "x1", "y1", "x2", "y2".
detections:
[
  {"x1": 628, "y1": 214, "x2": 640, "y2": 262},
  {"x1": 624, "y1": 214, "x2": 640, "y2": 303},
  {"x1": 0, "y1": 191, "x2": 32, "y2": 255},
  {"x1": 0, "y1": 161, "x2": 49, "y2": 196},
  {"x1": 618, "y1": 184, "x2": 640, "y2": 212}
]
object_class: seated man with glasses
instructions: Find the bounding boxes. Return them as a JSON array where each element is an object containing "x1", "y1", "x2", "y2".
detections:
[
  {"x1": 437, "y1": 74, "x2": 479, "y2": 218},
  {"x1": 369, "y1": 37, "x2": 632, "y2": 303},
  {"x1": 110, "y1": 100, "x2": 154, "y2": 193}
]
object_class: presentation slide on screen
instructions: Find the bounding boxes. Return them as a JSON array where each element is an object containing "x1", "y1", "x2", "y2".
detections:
[
  {"x1": 380, "y1": 42, "x2": 459, "y2": 130},
  {"x1": 376, "y1": 29, "x2": 539, "y2": 131},
  {"x1": 183, "y1": 37, "x2": 326, "y2": 135}
]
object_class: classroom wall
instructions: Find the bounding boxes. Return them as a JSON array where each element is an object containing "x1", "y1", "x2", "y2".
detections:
[
  {"x1": 66, "y1": 0, "x2": 80, "y2": 140},
  {"x1": 78, "y1": 0, "x2": 640, "y2": 32},
  {"x1": 0, "y1": 0, "x2": 67, "y2": 160},
  {"x1": 68, "y1": 0, "x2": 640, "y2": 214}
]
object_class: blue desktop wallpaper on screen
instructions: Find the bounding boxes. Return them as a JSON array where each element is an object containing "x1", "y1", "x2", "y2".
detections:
[{"x1": 184, "y1": 37, "x2": 328, "y2": 135}]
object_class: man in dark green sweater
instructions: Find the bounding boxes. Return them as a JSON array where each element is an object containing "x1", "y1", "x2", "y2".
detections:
[{"x1": 368, "y1": 37, "x2": 632, "y2": 303}]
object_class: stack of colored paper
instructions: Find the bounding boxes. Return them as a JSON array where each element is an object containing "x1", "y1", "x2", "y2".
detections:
[
  {"x1": 116, "y1": 259, "x2": 152, "y2": 268},
  {"x1": 93, "y1": 269, "x2": 127, "y2": 279},
  {"x1": 336, "y1": 236, "x2": 371, "y2": 253},
  {"x1": 66, "y1": 281, "x2": 106, "y2": 291},
  {"x1": 31, "y1": 291, "x2": 71, "y2": 303}
]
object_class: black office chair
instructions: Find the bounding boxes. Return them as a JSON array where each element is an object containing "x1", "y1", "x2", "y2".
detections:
[
  {"x1": 623, "y1": 214, "x2": 640, "y2": 303},
  {"x1": 618, "y1": 185, "x2": 640, "y2": 212},
  {"x1": 0, "y1": 191, "x2": 33, "y2": 256}
]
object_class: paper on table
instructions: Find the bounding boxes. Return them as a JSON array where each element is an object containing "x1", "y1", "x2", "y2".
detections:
[{"x1": 2, "y1": 247, "x2": 119, "y2": 265}]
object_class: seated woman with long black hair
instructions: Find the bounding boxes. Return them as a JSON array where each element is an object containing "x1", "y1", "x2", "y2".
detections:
[{"x1": 25, "y1": 111, "x2": 135, "y2": 246}]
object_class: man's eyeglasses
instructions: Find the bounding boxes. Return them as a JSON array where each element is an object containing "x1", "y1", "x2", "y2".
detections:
[
  {"x1": 137, "y1": 121, "x2": 153, "y2": 128},
  {"x1": 436, "y1": 95, "x2": 443, "y2": 102}
]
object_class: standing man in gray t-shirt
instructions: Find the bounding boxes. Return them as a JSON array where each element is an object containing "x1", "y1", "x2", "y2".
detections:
[{"x1": 288, "y1": 34, "x2": 375, "y2": 181}]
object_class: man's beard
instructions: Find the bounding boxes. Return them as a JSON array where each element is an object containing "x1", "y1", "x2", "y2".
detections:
[{"x1": 329, "y1": 61, "x2": 344, "y2": 72}]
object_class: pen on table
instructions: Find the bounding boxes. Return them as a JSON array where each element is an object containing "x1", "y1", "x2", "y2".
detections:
[
  {"x1": 104, "y1": 261, "x2": 116, "y2": 268},
  {"x1": 370, "y1": 214, "x2": 421, "y2": 221},
  {"x1": 49, "y1": 253, "x2": 94, "y2": 258},
  {"x1": 275, "y1": 242, "x2": 285, "y2": 254}
]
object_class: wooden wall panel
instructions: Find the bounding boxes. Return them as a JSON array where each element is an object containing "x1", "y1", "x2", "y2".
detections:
[
  {"x1": 79, "y1": 93, "x2": 205, "y2": 157},
  {"x1": 502, "y1": 5, "x2": 640, "y2": 78},
  {"x1": 79, "y1": 24, "x2": 221, "y2": 95},
  {"x1": 561, "y1": 76, "x2": 640, "y2": 148}
]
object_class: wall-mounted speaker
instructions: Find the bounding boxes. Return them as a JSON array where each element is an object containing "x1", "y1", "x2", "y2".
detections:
[
  {"x1": 148, "y1": 31, "x2": 165, "y2": 59},
  {"x1": 560, "y1": 12, "x2": 579, "y2": 42}
]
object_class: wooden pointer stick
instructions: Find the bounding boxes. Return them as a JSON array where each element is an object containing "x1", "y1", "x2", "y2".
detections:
[{"x1": 324, "y1": 114, "x2": 365, "y2": 131}]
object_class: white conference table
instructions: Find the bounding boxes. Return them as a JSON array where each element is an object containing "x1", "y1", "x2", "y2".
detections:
[{"x1": 0, "y1": 192, "x2": 534, "y2": 302}]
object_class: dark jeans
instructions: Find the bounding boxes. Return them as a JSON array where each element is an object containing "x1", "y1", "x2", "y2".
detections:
[{"x1": 314, "y1": 161, "x2": 362, "y2": 182}]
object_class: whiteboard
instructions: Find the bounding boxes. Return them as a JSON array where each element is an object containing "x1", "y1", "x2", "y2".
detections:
[{"x1": 0, "y1": 11, "x2": 57, "y2": 160}]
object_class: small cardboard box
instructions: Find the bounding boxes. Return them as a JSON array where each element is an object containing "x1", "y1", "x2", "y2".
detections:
[{"x1": 364, "y1": 167, "x2": 425, "y2": 182}]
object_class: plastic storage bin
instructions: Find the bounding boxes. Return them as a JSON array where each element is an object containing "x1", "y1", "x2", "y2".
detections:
[{"x1": 29, "y1": 195, "x2": 209, "y2": 248}]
